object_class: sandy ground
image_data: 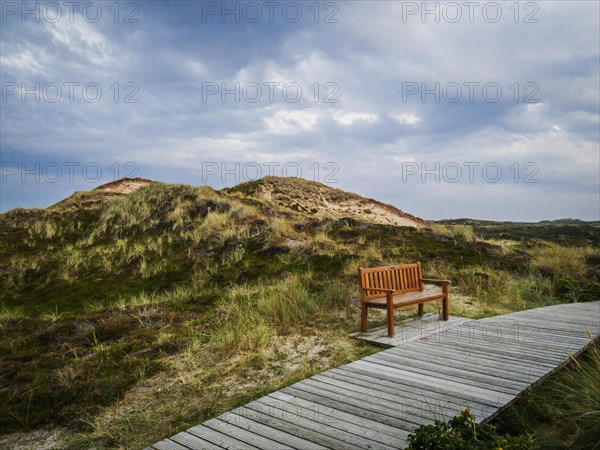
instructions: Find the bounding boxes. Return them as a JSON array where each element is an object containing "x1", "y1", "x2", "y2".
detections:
[
  {"x1": 93, "y1": 177, "x2": 153, "y2": 195},
  {"x1": 0, "y1": 428, "x2": 67, "y2": 450},
  {"x1": 257, "y1": 182, "x2": 427, "y2": 227}
]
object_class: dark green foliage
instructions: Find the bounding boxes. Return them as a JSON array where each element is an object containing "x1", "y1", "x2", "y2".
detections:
[
  {"x1": 437, "y1": 219, "x2": 600, "y2": 247},
  {"x1": 556, "y1": 278, "x2": 600, "y2": 303},
  {"x1": 0, "y1": 313, "x2": 171, "y2": 432},
  {"x1": 407, "y1": 409, "x2": 535, "y2": 450}
]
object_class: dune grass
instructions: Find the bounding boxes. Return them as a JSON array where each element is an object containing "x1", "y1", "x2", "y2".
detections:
[{"x1": 0, "y1": 180, "x2": 598, "y2": 448}]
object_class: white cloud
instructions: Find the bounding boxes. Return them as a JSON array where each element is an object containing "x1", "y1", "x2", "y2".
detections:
[
  {"x1": 0, "y1": 47, "x2": 47, "y2": 75},
  {"x1": 264, "y1": 109, "x2": 319, "y2": 133},
  {"x1": 389, "y1": 112, "x2": 422, "y2": 125},
  {"x1": 45, "y1": 19, "x2": 113, "y2": 66},
  {"x1": 1, "y1": 2, "x2": 598, "y2": 220},
  {"x1": 333, "y1": 112, "x2": 378, "y2": 126}
]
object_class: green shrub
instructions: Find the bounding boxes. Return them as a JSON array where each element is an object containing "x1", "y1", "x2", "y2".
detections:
[
  {"x1": 555, "y1": 278, "x2": 600, "y2": 303},
  {"x1": 407, "y1": 408, "x2": 534, "y2": 450},
  {"x1": 532, "y1": 246, "x2": 594, "y2": 281},
  {"x1": 455, "y1": 266, "x2": 558, "y2": 310}
]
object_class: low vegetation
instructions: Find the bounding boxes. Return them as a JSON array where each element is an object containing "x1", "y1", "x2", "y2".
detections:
[
  {"x1": 1, "y1": 177, "x2": 598, "y2": 448},
  {"x1": 407, "y1": 408, "x2": 534, "y2": 449}
]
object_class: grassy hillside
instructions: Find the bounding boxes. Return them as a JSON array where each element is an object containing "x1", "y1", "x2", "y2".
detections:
[
  {"x1": 1, "y1": 177, "x2": 598, "y2": 448},
  {"x1": 436, "y1": 218, "x2": 600, "y2": 247}
]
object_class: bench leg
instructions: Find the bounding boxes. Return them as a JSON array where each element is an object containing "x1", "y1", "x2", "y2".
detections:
[
  {"x1": 442, "y1": 295, "x2": 449, "y2": 321},
  {"x1": 361, "y1": 303, "x2": 368, "y2": 332},
  {"x1": 387, "y1": 304, "x2": 395, "y2": 337},
  {"x1": 418, "y1": 303, "x2": 424, "y2": 316}
]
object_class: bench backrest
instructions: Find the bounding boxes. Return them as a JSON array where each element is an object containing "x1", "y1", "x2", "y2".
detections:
[{"x1": 358, "y1": 263, "x2": 423, "y2": 301}]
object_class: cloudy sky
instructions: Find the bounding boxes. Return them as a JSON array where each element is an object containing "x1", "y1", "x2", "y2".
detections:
[{"x1": 1, "y1": 1, "x2": 599, "y2": 220}]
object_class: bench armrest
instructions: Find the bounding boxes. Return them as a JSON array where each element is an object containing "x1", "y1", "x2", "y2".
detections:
[{"x1": 421, "y1": 278, "x2": 451, "y2": 285}]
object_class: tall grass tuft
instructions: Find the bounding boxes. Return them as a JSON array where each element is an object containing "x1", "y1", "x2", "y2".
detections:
[
  {"x1": 431, "y1": 224, "x2": 477, "y2": 243},
  {"x1": 456, "y1": 265, "x2": 557, "y2": 310},
  {"x1": 87, "y1": 284, "x2": 202, "y2": 311},
  {"x1": 256, "y1": 274, "x2": 323, "y2": 326},
  {"x1": 549, "y1": 341, "x2": 600, "y2": 448},
  {"x1": 269, "y1": 217, "x2": 294, "y2": 241},
  {"x1": 532, "y1": 245, "x2": 595, "y2": 280},
  {"x1": 208, "y1": 308, "x2": 271, "y2": 358},
  {"x1": 206, "y1": 275, "x2": 324, "y2": 358},
  {"x1": 0, "y1": 303, "x2": 26, "y2": 321}
]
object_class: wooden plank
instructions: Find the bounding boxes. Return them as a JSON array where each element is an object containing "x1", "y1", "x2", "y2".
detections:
[
  {"x1": 423, "y1": 337, "x2": 557, "y2": 362},
  {"x1": 419, "y1": 320, "x2": 588, "y2": 346},
  {"x1": 392, "y1": 342, "x2": 549, "y2": 375},
  {"x1": 399, "y1": 342, "x2": 550, "y2": 377},
  {"x1": 385, "y1": 346, "x2": 544, "y2": 383},
  {"x1": 326, "y1": 368, "x2": 495, "y2": 416},
  {"x1": 351, "y1": 315, "x2": 469, "y2": 340},
  {"x1": 247, "y1": 398, "x2": 375, "y2": 450},
  {"x1": 486, "y1": 310, "x2": 599, "y2": 327},
  {"x1": 218, "y1": 412, "x2": 329, "y2": 450},
  {"x1": 488, "y1": 318, "x2": 599, "y2": 337},
  {"x1": 305, "y1": 373, "x2": 486, "y2": 421},
  {"x1": 516, "y1": 303, "x2": 600, "y2": 315},
  {"x1": 482, "y1": 313, "x2": 598, "y2": 329},
  {"x1": 170, "y1": 431, "x2": 223, "y2": 450},
  {"x1": 486, "y1": 328, "x2": 594, "y2": 347},
  {"x1": 335, "y1": 364, "x2": 504, "y2": 409},
  {"x1": 274, "y1": 391, "x2": 411, "y2": 443},
  {"x1": 502, "y1": 307, "x2": 599, "y2": 319},
  {"x1": 368, "y1": 355, "x2": 526, "y2": 394},
  {"x1": 152, "y1": 438, "x2": 194, "y2": 450},
  {"x1": 232, "y1": 406, "x2": 347, "y2": 450},
  {"x1": 422, "y1": 339, "x2": 560, "y2": 368},
  {"x1": 352, "y1": 360, "x2": 514, "y2": 405},
  {"x1": 364, "y1": 354, "x2": 526, "y2": 394},
  {"x1": 281, "y1": 384, "x2": 418, "y2": 436},
  {"x1": 475, "y1": 317, "x2": 597, "y2": 335},
  {"x1": 293, "y1": 378, "x2": 440, "y2": 427},
  {"x1": 454, "y1": 336, "x2": 584, "y2": 357},
  {"x1": 419, "y1": 341, "x2": 557, "y2": 371},
  {"x1": 442, "y1": 317, "x2": 589, "y2": 337},
  {"x1": 258, "y1": 394, "x2": 399, "y2": 449},
  {"x1": 204, "y1": 418, "x2": 295, "y2": 450},
  {"x1": 384, "y1": 269, "x2": 391, "y2": 291},
  {"x1": 492, "y1": 325, "x2": 596, "y2": 341},
  {"x1": 421, "y1": 334, "x2": 574, "y2": 362},
  {"x1": 187, "y1": 424, "x2": 258, "y2": 449},
  {"x1": 477, "y1": 310, "x2": 570, "y2": 322},
  {"x1": 270, "y1": 391, "x2": 406, "y2": 448}
]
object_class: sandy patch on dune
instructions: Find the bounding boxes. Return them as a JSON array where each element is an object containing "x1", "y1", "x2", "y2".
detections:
[{"x1": 0, "y1": 428, "x2": 67, "y2": 450}]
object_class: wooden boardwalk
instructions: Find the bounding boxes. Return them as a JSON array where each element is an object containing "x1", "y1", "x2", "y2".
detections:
[
  {"x1": 149, "y1": 301, "x2": 599, "y2": 450},
  {"x1": 349, "y1": 313, "x2": 472, "y2": 347}
]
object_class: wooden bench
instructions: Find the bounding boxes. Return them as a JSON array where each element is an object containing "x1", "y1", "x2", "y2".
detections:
[{"x1": 358, "y1": 263, "x2": 450, "y2": 337}]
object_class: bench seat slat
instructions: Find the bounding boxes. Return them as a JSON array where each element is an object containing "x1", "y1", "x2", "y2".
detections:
[{"x1": 365, "y1": 289, "x2": 446, "y2": 308}]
